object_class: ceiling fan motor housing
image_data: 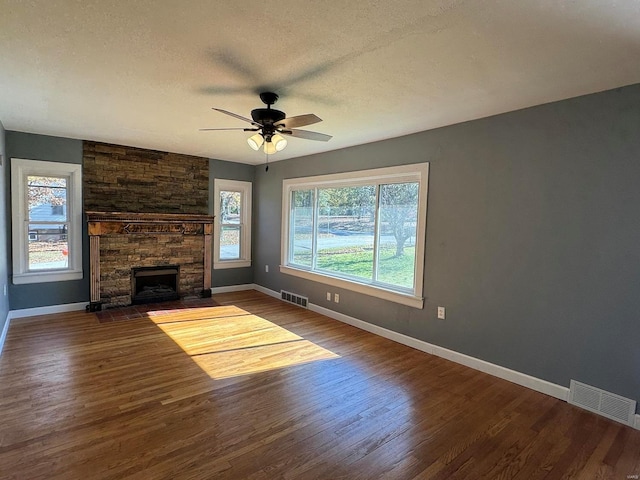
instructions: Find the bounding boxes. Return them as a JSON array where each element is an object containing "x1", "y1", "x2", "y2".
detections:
[{"x1": 251, "y1": 108, "x2": 286, "y2": 125}]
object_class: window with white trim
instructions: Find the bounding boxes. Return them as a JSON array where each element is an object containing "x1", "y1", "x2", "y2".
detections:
[
  {"x1": 213, "y1": 179, "x2": 252, "y2": 269},
  {"x1": 281, "y1": 163, "x2": 429, "y2": 309},
  {"x1": 11, "y1": 158, "x2": 83, "y2": 284}
]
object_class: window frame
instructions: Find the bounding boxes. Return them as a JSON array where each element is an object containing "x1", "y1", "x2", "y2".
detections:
[
  {"x1": 11, "y1": 158, "x2": 83, "y2": 285},
  {"x1": 281, "y1": 163, "x2": 429, "y2": 309},
  {"x1": 213, "y1": 179, "x2": 252, "y2": 269}
]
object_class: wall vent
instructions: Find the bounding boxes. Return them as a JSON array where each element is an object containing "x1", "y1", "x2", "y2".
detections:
[
  {"x1": 280, "y1": 290, "x2": 308, "y2": 309},
  {"x1": 568, "y1": 380, "x2": 636, "y2": 426}
]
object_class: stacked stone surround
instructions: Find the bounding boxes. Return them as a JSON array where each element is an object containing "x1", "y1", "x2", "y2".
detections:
[
  {"x1": 83, "y1": 141, "x2": 210, "y2": 308},
  {"x1": 99, "y1": 234, "x2": 204, "y2": 307}
]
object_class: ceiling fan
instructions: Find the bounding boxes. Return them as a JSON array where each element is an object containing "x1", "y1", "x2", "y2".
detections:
[{"x1": 200, "y1": 92, "x2": 332, "y2": 154}]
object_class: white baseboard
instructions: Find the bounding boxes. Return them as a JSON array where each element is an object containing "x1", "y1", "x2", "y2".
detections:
[
  {"x1": 210, "y1": 283, "x2": 280, "y2": 299},
  {"x1": 8, "y1": 301, "x2": 89, "y2": 321},
  {"x1": 210, "y1": 284, "x2": 257, "y2": 294},
  {"x1": 0, "y1": 313, "x2": 10, "y2": 357},
  {"x1": 252, "y1": 284, "x2": 281, "y2": 299},
  {"x1": 636, "y1": 414, "x2": 640, "y2": 430}
]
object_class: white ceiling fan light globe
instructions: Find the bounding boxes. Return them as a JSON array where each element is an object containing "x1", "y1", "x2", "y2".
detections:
[
  {"x1": 247, "y1": 133, "x2": 264, "y2": 151},
  {"x1": 272, "y1": 134, "x2": 287, "y2": 151},
  {"x1": 263, "y1": 141, "x2": 277, "y2": 155}
]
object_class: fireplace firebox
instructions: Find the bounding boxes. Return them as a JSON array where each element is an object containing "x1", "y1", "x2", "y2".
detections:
[{"x1": 131, "y1": 266, "x2": 180, "y2": 305}]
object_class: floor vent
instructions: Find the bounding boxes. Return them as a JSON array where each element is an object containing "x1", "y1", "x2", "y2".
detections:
[
  {"x1": 280, "y1": 290, "x2": 308, "y2": 309},
  {"x1": 568, "y1": 380, "x2": 636, "y2": 426}
]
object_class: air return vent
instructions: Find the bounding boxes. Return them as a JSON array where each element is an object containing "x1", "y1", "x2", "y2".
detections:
[
  {"x1": 568, "y1": 380, "x2": 636, "y2": 426},
  {"x1": 280, "y1": 290, "x2": 308, "y2": 309}
]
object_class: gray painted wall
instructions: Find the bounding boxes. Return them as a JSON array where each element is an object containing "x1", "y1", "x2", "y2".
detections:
[
  {"x1": 209, "y1": 158, "x2": 256, "y2": 287},
  {"x1": 5, "y1": 131, "x2": 90, "y2": 309},
  {"x1": 0, "y1": 122, "x2": 9, "y2": 330},
  {"x1": 252, "y1": 84, "x2": 640, "y2": 406}
]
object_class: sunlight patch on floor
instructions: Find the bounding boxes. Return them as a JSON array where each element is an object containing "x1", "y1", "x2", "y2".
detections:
[
  {"x1": 191, "y1": 339, "x2": 339, "y2": 379},
  {"x1": 150, "y1": 305, "x2": 340, "y2": 379}
]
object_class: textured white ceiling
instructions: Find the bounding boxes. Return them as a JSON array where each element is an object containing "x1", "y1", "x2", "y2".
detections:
[{"x1": 1, "y1": 0, "x2": 639, "y2": 164}]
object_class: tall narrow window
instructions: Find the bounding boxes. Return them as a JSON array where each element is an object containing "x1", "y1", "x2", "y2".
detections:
[
  {"x1": 281, "y1": 163, "x2": 428, "y2": 309},
  {"x1": 213, "y1": 179, "x2": 252, "y2": 269},
  {"x1": 11, "y1": 158, "x2": 83, "y2": 284}
]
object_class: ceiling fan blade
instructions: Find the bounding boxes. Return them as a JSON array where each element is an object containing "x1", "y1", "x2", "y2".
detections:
[
  {"x1": 199, "y1": 127, "x2": 258, "y2": 131},
  {"x1": 282, "y1": 129, "x2": 332, "y2": 142},
  {"x1": 275, "y1": 114, "x2": 322, "y2": 129},
  {"x1": 212, "y1": 108, "x2": 261, "y2": 126}
]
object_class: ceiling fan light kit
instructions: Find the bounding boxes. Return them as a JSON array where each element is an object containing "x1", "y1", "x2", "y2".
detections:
[
  {"x1": 203, "y1": 91, "x2": 332, "y2": 156},
  {"x1": 247, "y1": 132, "x2": 287, "y2": 153}
]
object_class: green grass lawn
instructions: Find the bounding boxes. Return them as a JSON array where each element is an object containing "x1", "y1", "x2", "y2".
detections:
[{"x1": 295, "y1": 245, "x2": 415, "y2": 288}]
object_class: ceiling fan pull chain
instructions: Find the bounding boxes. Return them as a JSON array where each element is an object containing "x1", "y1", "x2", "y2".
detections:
[{"x1": 265, "y1": 152, "x2": 269, "y2": 172}]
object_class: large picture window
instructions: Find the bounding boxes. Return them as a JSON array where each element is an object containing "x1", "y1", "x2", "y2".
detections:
[
  {"x1": 281, "y1": 163, "x2": 428, "y2": 308},
  {"x1": 11, "y1": 158, "x2": 83, "y2": 284},
  {"x1": 213, "y1": 179, "x2": 252, "y2": 269}
]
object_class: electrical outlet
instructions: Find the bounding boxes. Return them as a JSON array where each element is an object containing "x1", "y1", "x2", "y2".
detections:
[
  {"x1": 437, "y1": 306, "x2": 445, "y2": 320},
  {"x1": 326, "y1": 292, "x2": 331, "y2": 301},
  {"x1": 3, "y1": 284, "x2": 6, "y2": 296},
  {"x1": 265, "y1": 265, "x2": 269, "y2": 273},
  {"x1": 334, "y1": 293, "x2": 340, "y2": 303}
]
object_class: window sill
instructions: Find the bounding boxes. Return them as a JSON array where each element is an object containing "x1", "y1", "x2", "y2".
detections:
[
  {"x1": 13, "y1": 270, "x2": 83, "y2": 285},
  {"x1": 214, "y1": 260, "x2": 251, "y2": 270},
  {"x1": 280, "y1": 265, "x2": 424, "y2": 309}
]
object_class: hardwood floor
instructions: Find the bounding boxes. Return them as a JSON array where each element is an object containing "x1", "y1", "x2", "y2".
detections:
[{"x1": 0, "y1": 290, "x2": 638, "y2": 479}]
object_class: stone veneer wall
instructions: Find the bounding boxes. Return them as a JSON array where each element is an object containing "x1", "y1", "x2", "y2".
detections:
[
  {"x1": 83, "y1": 141, "x2": 208, "y2": 214},
  {"x1": 83, "y1": 141, "x2": 210, "y2": 307}
]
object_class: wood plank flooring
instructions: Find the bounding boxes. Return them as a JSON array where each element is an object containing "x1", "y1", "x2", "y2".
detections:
[{"x1": 0, "y1": 290, "x2": 638, "y2": 479}]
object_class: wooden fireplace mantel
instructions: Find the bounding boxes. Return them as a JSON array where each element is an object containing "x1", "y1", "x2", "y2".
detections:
[
  {"x1": 86, "y1": 211, "x2": 215, "y2": 309},
  {"x1": 86, "y1": 211, "x2": 214, "y2": 235}
]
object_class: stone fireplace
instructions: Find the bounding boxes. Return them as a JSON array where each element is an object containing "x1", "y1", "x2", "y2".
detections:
[{"x1": 82, "y1": 141, "x2": 212, "y2": 310}]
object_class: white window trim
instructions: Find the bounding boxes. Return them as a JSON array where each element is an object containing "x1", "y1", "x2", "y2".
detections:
[
  {"x1": 11, "y1": 158, "x2": 83, "y2": 284},
  {"x1": 281, "y1": 163, "x2": 429, "y2": 309},
  {"x1": 213, "y1": 179, "x2": 252, "y2": 269}
]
